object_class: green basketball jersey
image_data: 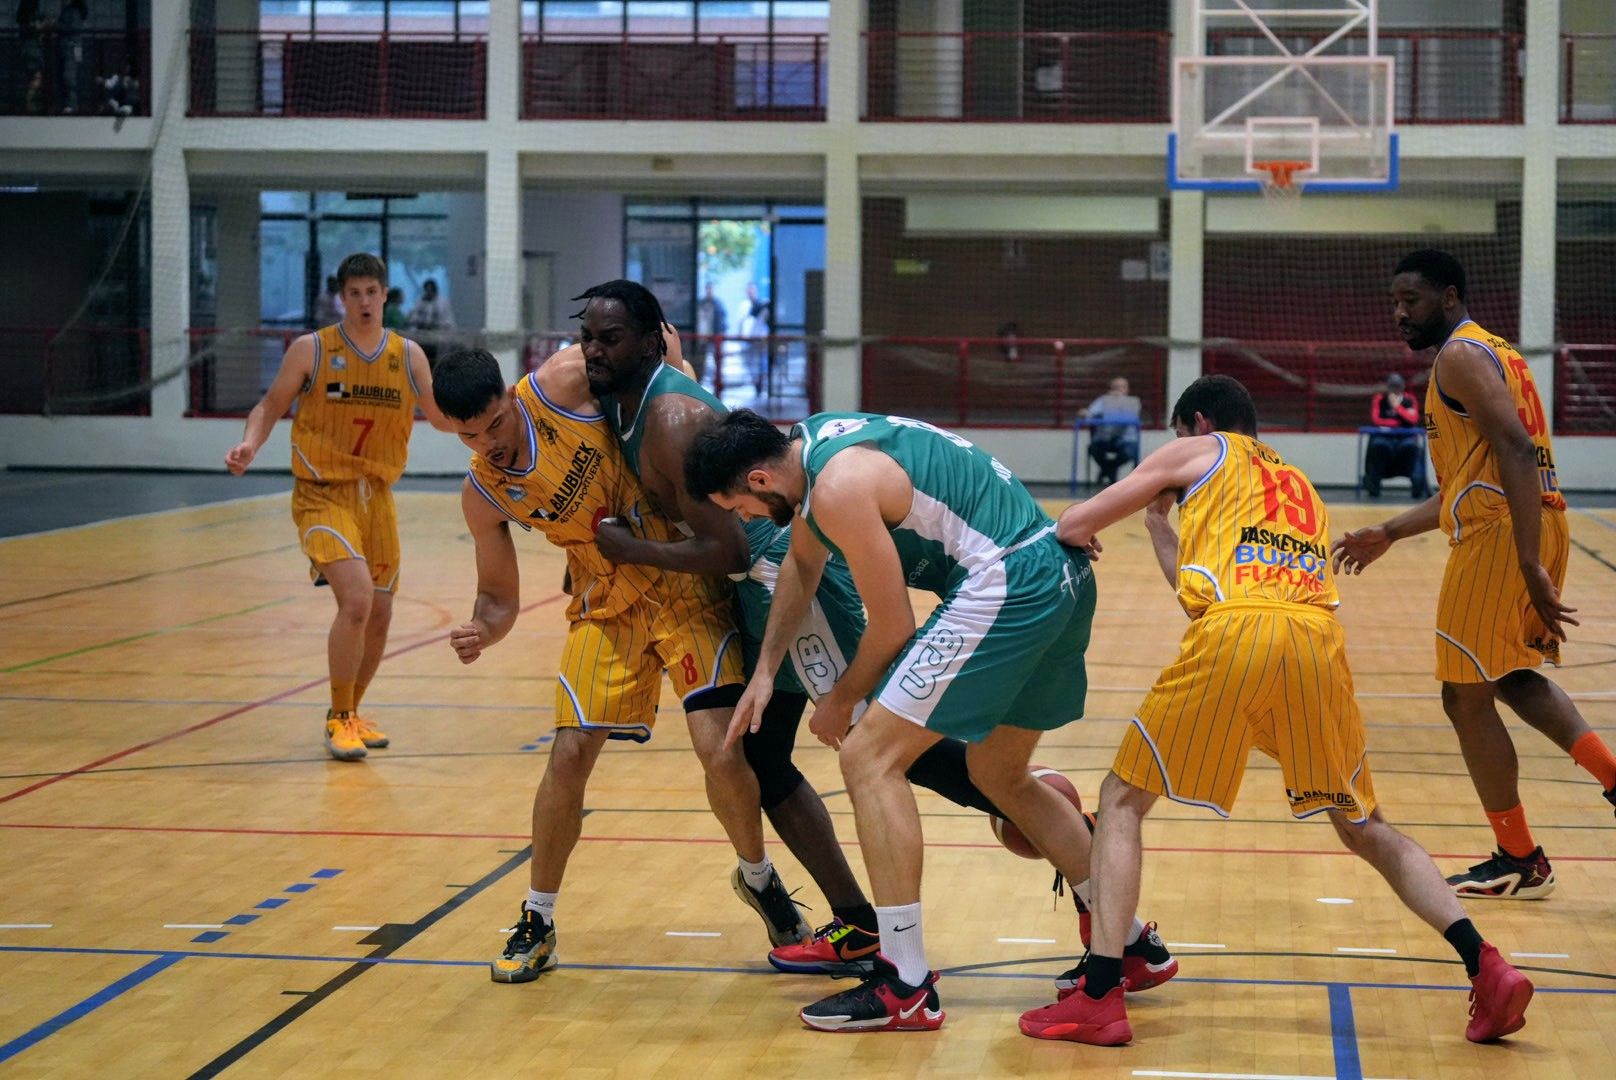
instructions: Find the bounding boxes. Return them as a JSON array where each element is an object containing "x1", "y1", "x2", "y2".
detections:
[
  {"x1": 795, "y1": 412, "x2": 1055, "y2": 596},
  {"x1": 737, "y1": 517, "x2": 867, "y2": 697},
  {"x1": 604, "y1": 361, "x2": 726, "y2": 481}
]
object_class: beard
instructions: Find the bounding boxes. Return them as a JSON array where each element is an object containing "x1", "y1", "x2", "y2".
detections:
[{"x1": 760, "y1": 491, "x2": 796, "y2": 526}]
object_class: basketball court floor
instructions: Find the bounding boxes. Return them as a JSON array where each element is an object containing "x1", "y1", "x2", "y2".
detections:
[{"x1": 1, "y1": 479, "x2": 1613, "y2": 1078}]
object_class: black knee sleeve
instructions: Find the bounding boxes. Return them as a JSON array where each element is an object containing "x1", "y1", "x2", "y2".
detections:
[
  {"x1": 905, "y1": 738, "x2": 1005, "y2": 818},
  {"x1": 742, "y1": 691, "x2": 810, "y2": 811}
]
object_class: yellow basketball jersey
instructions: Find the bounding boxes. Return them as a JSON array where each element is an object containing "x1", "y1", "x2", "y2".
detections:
[
  {"x1": 1424, "y1": 320, "x2": 1565, "y2": 540},
  {"x1": 1173, "y1": 432, "x2": 1338, "y2": 618},
  {"x1": 291, "y1": 325, "x2": 418, "y2": 484},
  {"x1": 467, "y1": 371, "x2": 671, "y2": 623}
]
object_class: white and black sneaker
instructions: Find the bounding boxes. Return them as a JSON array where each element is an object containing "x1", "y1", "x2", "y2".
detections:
[{"x1": 731, "y1": 865, "x2": 813, "y2": 947}]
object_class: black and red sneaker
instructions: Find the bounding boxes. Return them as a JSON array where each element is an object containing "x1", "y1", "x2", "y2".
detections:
[
  {"x1": 798, "y1": 955, "x2": 944, "y2": 1033},
  {"x1": 1603, "y1": 784, "x2": 1616, "y2": 821},
  {"x1": 1055, "y1": 923, "x2": 1178, "y2": 1000},
  {"x1": 769, "y1": 919, "x2": 880, "y2": 976},
  {"x1": 1446, "y1": 847, "x2": 1555, "y2": 900}
]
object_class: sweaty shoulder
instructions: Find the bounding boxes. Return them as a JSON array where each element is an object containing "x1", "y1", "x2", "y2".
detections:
[{"x1": 536, "y1": 346, "x2": 598, "y2": 413}]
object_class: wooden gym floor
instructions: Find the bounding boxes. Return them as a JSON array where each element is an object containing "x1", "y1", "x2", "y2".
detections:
[{"x1": 1, "y1": 485, "x2": 1613, "y2": 1079}]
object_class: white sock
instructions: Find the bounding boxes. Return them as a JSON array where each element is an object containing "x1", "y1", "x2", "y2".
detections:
[
  {"x1": 739, "y1": 855, "x2": 774, "y2": 892},
  {"x1": 524, "y1": 889, "x2": 557, "y2": 923},
  {"x1": 1073, "y1": 878, "x2": 1146, "y2": 945},
  {"x1": 875, "y1": 901, "x2": 928, "y2": 987}
]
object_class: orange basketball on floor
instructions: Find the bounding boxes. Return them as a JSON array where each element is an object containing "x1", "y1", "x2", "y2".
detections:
[{"x1": 989, "y1": 766, "x2": 1083, "y2": 860}]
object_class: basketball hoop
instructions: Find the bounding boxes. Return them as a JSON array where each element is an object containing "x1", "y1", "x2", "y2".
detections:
[{"x1": 1254, "y1": 159, "x2": 1311, "y2": 201}]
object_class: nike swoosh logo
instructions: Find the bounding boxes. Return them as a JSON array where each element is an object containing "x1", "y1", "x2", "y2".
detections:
[
  {"x1": 893, "y1": 923, "x2": 916, "y2": 933},
  {"x1": 842, "y1": 943, "x2": 880, "y2": 958},
  {"x1": 898, "y1": 999, "x2": 926, "y2": 1020}
]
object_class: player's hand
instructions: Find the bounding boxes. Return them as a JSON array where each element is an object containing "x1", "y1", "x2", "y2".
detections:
[
  {"x1": 1331, "y1": 526, "x2": 1391, "y2": 575},
  {"x1": 808, "y1": 694, "x2": 854, "y2": 750},
  {"x1": 449, "y1": 621, "x2": 486, "y2": 664},
  {"x1": 225, "y1": 441, "x2": 256, "y2": 475},
  {"x1": 594, "y1": 518, "x2": 634, "y2": 564},
  {"x1": 724, "y1": 674, "x2": 774, "y2": 751},
  {"x1": 1521, "y1": 562, "x2": 1579, "y2": 641}
]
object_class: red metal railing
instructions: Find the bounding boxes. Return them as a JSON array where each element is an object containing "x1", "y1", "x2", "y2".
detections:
[
  {"x1": 522, "y1": 32, "x2": 826, "y2": 120},
  {"x1": 862, "y1": 31, "x2": 1171, "y2": 122},
  {"x1": 860, "y1": 337, "x2": 1168, "y2": 428},
  {"x1": 1556, "y1": 344, "x2": 1616, "y2": 434},
  {"x1": 1562, "y1": 34, "x2": 1616, "y2": 124},
  {"x1": 0, "y1": 325, "x2": 151, "y2": 415},
  {"x1": 187, "y1": 30, "x2": 487, "y2": 118},
  {"x1": 1209, "y1": 30, "x2": 1523, "y2": 124},
  {"x1": 0, "y1": 29, "x2": 149, "y2": 116},
  {"x1": 1203, "y1": 340, "x2": 1428, "y2": 432},
  {"x1": 522, "y1": 332, "x2": 820, "y2": 421}
]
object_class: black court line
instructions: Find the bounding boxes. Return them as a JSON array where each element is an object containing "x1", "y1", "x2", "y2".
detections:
[
  {"x1": 0, "y1": 543, "x2": 299, "y2": 611},
  {"x1": 1571, "y1": 535, "x2": 1616, "y2": 576},
  {"x1": 184, "y1": 845, "x2": 531, "y2": 1080}
]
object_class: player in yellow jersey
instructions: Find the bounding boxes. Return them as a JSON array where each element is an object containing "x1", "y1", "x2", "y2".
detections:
[
  {"x1": 225, "y1": 253, "x2": 457, "y2": 761},
  {"x1": 1334, "y1": 249, "x2": 1616, "y2": 900},
  {"x1": 429, "y1": 340, "x2": 813, "y2": 984},
  {"x1": 1020, "y1": 375, "x2": 1530, "y2": 1047}
]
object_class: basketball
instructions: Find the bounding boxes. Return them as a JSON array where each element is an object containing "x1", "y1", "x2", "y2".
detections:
[{"x1": 989, "y1": 765, "x2": 1083, "y2": 860}]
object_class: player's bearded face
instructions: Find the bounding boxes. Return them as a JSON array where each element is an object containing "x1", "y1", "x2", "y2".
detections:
[
  {"x1": 1391, "y1": 274, "x2": 1448, "y2": 351},
  {"x1": 758, "y1": 490, "x2": 795, "y2": 526}
]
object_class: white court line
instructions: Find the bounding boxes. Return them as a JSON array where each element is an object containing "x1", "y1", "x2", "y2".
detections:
[
  {"x1": 0, "y1": 491, "x2": 284, "y2": 543},
  {"x1": 1164, "y1": 942, "x2": 1226, "y2": 950},
  {"x1": 997, "y1": 937, "x2": 1058, "y2": 944},
  {"x1": 1512, "y1": 951, "x2": 1570, "y2": 959},
  {"x1": 164, "y1": 923, "x2": 226, "y2": 930},
  {"x1": 1316, "y1": 897, "x2": 1354, "y2": 905},
  {"x1": 1336, "y1": 946, "x2": 1397, "y2": 955},
  {"x1": 1133, "y1": 1072, "x2": 1408, "y2": 1080},
  {"x1": 0, "y1": 923, "x2": 53, "y2": 929},
  {"x1": 665, "y1": 931, "x2": 722, "y2": 938},
  {"x1": 333, "y1": 925, "x2": 382, "y2": 932}
]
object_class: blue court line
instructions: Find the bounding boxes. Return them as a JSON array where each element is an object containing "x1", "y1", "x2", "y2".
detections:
[
  {"x1": 187, "y1": 868, "x2": 343, "y2": 944},
  {"x1": 1328, "y1": 983, "x2": 1364, "y2": 1080},
  {"x1": 0, "y1": 953, "x2": 183, "y2": 1065},
  {"x1": 2, "y1": 944, "x2": 1614, "y2": 995},
  {"x1": 190, "y1": 931, "x2": 229, "y2": 944}
]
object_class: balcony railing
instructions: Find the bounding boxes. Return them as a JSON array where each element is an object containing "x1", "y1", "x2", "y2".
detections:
[
  {"x1": 1209, "y1": 31, "x2": 1523, "y2": 124},
  {"x1": 1203, "y1": 340, "x2": 1430, "y2": 432},
  {"x1": 0, "y1": 29, "x2": 148, "y2": 117},
  {"x1": 188, "y1": 30, "x2": 487, "y2": 118},
  {"x1": 860, "y1": 337, "x2": 1168, "y2": 428},
  {"x1": 522, "y1": 33, "x2": 826, "y2": 120},
  {"x1": 863, "y1": 31, "x2": 1171, "y2": 122},
  {"x1": 0, "y1": 326, "x2": 150, "y2": 416},
  {"x1": 1557, "y1": 344, "x2": 1616, "y2": 434},
  {"x1": 1563, "y1": 34, "x2": 1616, "y2": 123}
]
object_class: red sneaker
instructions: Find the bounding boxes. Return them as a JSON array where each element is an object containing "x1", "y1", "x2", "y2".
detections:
[
  {"x1": 799, "y1": 955, "x2": 944, "y2": 1033},
  {"x1": 1466, "y1": 943, "x2": 1533, "y2": 1043},
  {"x1": 1020, "y1": 985, "x2": 1132, "y2": 1045},
  {"x1": 1055, "y1": 924, "x2": 1179, "y2": 1000},
  {"x1": 769, "y1": 919, "x2": 880, "y2": 976}
]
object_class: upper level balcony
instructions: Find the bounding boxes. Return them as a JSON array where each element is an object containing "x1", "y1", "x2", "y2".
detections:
[
  {"x1": 1563, "y1": 34, "x2": 1616, "y2": 123},
  {"x1": 1, "y1": 28, "x2": 148, "y2": 117},
  {"x1": 187, "y1": 30, "x2": 487, "y2": 119}
]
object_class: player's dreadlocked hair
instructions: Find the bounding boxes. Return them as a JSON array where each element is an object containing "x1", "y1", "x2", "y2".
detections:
[{"x1": 570, "y1": 279, "x2": 669, "y2": 359}]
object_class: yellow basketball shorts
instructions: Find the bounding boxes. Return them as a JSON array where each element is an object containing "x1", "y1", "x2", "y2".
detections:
[
  {"x1": 554, "y1": 584, "x2": 744, "y2": 743},
  {"x1": 1113, "y1": 600, "x2": 1378, "y2": 821},
  {"x1": 290, "y1": 478, "x2": 400, "y2": 592},
  {"x1": 1435, "y1": 508, "x2": 1569, "y2": 684}
]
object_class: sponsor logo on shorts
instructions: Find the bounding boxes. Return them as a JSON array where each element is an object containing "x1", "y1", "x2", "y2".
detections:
[{"x1": 1285, "y1": 787, "x2": 1359, "y2": 810}]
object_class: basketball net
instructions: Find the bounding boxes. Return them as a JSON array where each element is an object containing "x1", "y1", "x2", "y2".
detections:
[{"x1": 1254, "y1": 159, "x2": 1310, "y2": 202}]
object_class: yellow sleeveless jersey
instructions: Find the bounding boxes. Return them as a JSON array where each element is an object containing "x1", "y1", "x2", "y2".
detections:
[
  {"x1": 467, "y1": 371, "x2": 671, "y2": 623},
  {"x1": 1424, "y1": 319, "x2": 1565, "y2": 540},
  {"x1": 291, "y1": 325, "x2": 418, "y2": 484},
  {"x1": 1173, "y1": 432, "x2": 1338, "y2": 618}
]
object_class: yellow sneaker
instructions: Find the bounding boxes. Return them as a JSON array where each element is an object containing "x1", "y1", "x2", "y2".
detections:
[
  {"x1": 324, "y1": 710, "x2": 368, "y2": 761},
  {"x1": 353, "y1": 713, "x2": 390, "y2": 749}
]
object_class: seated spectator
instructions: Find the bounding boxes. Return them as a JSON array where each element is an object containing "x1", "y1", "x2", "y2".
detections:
[
  {"x1": 1364, "y1": 372, "x2": 1430, "y2": 499},
  {"x1": 383, "y1": 287, "x2": 407, "y2": 330},
  {"x1": 1085, "y1": 376, "x2": 1143, "y2": 486}
]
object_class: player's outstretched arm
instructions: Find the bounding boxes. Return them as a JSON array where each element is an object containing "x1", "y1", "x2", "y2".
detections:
[
  {"x1": 1056, "y1": 436, "x2": 1220, "y2": 549},
  {"x1": 225, "y1": 334, "x2": 314, "y2": 474},
  {"x1": 596, "y1": 400, "x2": 750, "y2": 576},
  {"x1": 450, "y1": 479, "x2": 522, "y2": 664},
  {"x1": 1439, "y1": 341, "x2": 1577, "y2": 639},
  {"x1": 407, "y1": 339, "x2": 459, "y2": 433}
]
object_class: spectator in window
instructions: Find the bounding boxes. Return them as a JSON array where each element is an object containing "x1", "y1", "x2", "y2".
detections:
[
  {"x1": 694, "y1": 282, "x2": 727, "y2": 383},
  {"x1": 1364, "y1": 371, "x2": 1429, "y2": 499},
  {"x1": 314, "y1": 275, "x2": 345, "y2": 327},
  {"x1": 997, "y1": 320, "x2": 1022, "y2": 363},
  {"x1": 410, "y1": 278, "x2": 455, "y2": 332},
  {"x1": 56, "y1": 0, "x2": 87, "y2": 114},
  {"x1": 1085, "y1": 376, "x2": 1143, "y2": 487},
  {"x1": 383, "y1": 287, "x2": 407, "y2": 330},
  {"x1": 99, "y1": 63, "x2": 137, "y2": 117},
  {"x1": 18, "y1": 0, "x2": 49, "y2": 115},
  {"x1": 739, "y1": 288, "x2": 770, "y2": 395}
]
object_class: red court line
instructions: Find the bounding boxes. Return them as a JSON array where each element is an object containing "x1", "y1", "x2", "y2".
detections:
[
  {"x1": 0, "y1": 593, "x2": 567, "y2": 807},
  {"x1": 2, "y1": 821, "x2": 1613, "y2": 863}
]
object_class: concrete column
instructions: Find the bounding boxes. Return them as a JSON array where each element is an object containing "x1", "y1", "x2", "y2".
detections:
[
  {"x1": 148, "y1": 0, "x2": 190, "y2": 419},
  {"x1": 820, "y1": 0, "x2": 862, "y2": 411},
  {"x1": 484, "y1": 0, "x2": 524, "y2": 380},
  {"x1": 1166, "y1": 191, "x2": 1205, "y2": 413},
  {"x1": 825, "y1": 0, "x2": 862, "y2": 126},
  {"x1": 1519, "y1": 0, "x2": 1561, "y2": 426}
]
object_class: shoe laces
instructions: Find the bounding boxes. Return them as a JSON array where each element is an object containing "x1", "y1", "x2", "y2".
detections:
[
  {"x1": 506, "y1": 908, "x2": 544, "y2": 953},
  {"x1": 755, "y1": 875, "x2": 810, "y2": 930}
]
